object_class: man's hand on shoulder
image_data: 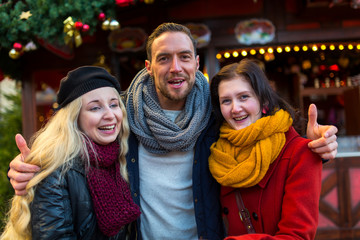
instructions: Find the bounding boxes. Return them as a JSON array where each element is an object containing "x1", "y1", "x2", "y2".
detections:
[{"x1": 8, "y1": 134, "x2": 40, "y2": 195}]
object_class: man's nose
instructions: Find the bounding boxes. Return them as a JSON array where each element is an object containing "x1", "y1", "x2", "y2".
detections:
[{"x1": 170, "y1": 57, "x2": 181, "y2": 72}]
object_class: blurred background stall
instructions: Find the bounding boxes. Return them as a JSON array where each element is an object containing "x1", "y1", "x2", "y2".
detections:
[{"x1": 1, "y1": 0, "x2": 360, "y2": 239}]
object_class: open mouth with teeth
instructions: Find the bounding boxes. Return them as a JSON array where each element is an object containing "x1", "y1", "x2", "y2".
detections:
[
  {"x1": 168, "y1": 79, "x2": 185, "y2": 88},
  {"x1": 98, "y1": 125, "x2": 115, "y2": 131},
  {"x1": 234, "y1": 115, "x2": 248, "y2": 121}
]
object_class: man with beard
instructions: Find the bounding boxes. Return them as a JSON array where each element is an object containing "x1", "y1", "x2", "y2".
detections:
[{"x1": 9, "y1": 23, "x2": 338, "y2": 240}]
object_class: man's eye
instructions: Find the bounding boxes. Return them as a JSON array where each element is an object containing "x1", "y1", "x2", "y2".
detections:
[
  {"x1": 158, "y1": 57, "x2": 168, "y2": 62},
  {"x1": 181, "y1": 55, "x2": 191, "y2": 61}
]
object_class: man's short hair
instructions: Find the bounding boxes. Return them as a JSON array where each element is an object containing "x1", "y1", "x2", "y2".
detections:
[{"x1": 146, "y1": 22, "x2": 197, "y2": 61}]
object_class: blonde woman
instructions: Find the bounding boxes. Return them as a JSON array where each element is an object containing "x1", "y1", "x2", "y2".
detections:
[{"x1": 1, "y1": 66, "x2": 140, "y2": 240}]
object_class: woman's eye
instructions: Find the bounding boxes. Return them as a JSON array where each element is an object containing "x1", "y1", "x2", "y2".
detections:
[
  {"x1": 221, "y1": 99, "x2": 230, "y2": 104},
  {"x1": 240, "y1": 95, "x2": 249, "y2": 100},
  {"x1": 90, "y1": 106, "x2": 100, "y2": 111}
]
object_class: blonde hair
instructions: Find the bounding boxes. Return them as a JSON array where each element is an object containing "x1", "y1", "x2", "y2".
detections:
[{"x1": 1, "y1": 89, "x2": 129, "y2": 240}]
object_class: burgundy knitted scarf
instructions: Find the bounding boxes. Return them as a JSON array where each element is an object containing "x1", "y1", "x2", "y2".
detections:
[{"x1": 86, "y1": 140, "x2": 141, "y2": 237}]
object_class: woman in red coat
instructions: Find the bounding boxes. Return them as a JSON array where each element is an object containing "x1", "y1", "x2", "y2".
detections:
[{"x1": 209, "y1": 58, "x2": 322, "y2": 240}]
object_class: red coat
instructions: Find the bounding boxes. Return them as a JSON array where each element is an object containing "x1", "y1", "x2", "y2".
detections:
[{"x1": 222, "y1": 127, "x2": 322, "y2": 240}]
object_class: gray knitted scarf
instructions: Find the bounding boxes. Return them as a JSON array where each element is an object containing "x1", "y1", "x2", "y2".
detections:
[{"x1": 126, "y1": 68, "x2": 212, "y2": 154}]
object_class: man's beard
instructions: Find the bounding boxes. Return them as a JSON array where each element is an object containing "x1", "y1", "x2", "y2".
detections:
[{"x1": 158, "y1": 78, "x2": 194, "y2": 102}]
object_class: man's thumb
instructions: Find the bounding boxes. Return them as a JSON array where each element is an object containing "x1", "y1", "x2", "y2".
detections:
[
  {"x1": 15, "y1": 134, "x2": 30, "y2": 158},
  {"x1": 307, "y1": 103, "x2": 317, "y2": 128}
]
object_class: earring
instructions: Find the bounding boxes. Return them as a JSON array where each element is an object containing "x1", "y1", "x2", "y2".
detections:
[{"x1": 262, "y1": 106, "x2": 268, "y2": 114}]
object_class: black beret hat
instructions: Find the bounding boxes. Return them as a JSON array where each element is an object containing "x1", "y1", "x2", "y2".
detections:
[{"x1": 56, "y1": 66, "x2": 121, "y2": 109}]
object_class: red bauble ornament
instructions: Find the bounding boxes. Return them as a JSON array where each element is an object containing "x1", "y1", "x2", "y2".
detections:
[
  {"x1": 98, "y1": 12, "x2": 106, "y2": 21},
  {"x1": 115, "y1": 0, "x2": 134, "y2": 7},
  {"x1": 13, "y1": 42, "x2": 23, "y2": 51},
  {"x1": 82, "y1": 24, "x2": 90, "y2": 32},
  {"x1": 74, "y1": 21, "x2": 83, "y2": 30}
]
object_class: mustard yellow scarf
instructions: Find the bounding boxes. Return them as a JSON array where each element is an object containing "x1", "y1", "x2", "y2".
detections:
[{"x1": 209, "y1": 109, "x2": 293, "y2": 188}]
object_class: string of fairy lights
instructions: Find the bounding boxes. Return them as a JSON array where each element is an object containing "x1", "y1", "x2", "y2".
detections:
[
  {"x1": 216, "y1": 41, "x2": 360, "y2": 61},
  {"x1": 37, "y1": 41, "x2": 360, "y2": 124}
]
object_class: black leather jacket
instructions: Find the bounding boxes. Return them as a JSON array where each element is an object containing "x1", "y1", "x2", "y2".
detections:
[{"x1": 30, "y1": 158, "x2": 127, "y2": 240}]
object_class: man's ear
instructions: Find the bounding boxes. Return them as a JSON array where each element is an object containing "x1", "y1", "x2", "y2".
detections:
[
  {"x1": 145, "y1": 60, "x2": 152, "y2": 75},
  {"x1": 196, "y1": 55, "x2": 200, "y2": 70}
]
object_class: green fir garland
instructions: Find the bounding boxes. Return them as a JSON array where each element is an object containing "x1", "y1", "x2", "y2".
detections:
[{"x1": 0, "y1": 0, "x2": 119, "y2": 50}]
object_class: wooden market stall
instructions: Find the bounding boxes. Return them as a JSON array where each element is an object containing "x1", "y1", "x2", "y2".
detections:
[{"x1": 1, "y1": 0, "x2": 360, "y2": 239}]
